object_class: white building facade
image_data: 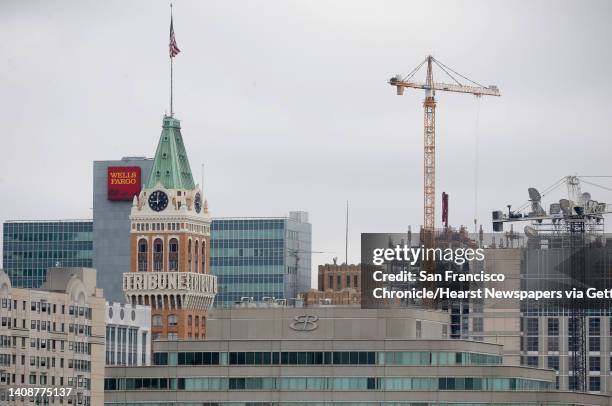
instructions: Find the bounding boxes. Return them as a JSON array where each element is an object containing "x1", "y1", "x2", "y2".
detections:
[{"x1": 105, "y1": 302, "x2": 151, "y2": 366}]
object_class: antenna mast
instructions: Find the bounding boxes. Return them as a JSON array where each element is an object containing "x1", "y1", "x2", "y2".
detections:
[{"x1": 345, "y1": 200, "x2": 349, "y2": 264}]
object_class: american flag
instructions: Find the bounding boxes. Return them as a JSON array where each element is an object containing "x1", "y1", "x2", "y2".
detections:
[{"x1": 169, "y1": 16, "x2": 180, "y2": 58}]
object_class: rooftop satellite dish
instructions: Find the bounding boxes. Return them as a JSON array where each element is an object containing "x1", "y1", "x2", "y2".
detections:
[
  {"x1": 559, "y1": 199, "x2": 571, "y2": 216},
  {"x1": 585, "y1": 199, "x2": 600, "y2": 214},
  {"x1": 524, "y1": 226, "x2": 539, "y2": 238},
  {"x1": 528, "y1": 188, "x2": 541, "y2": 202},
  {"x1": 528, "y1": 187, "x2": 546, "y2": 217},
  {"x1": 549, "y1": 203, "x2": 561, "y2": 215},
  {"x1": 578, "y1": 192, "x2": 591, "y2": 206}
]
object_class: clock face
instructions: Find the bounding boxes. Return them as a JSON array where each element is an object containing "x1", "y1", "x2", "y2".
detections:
[
  {"x1": 148, "y1": 190, "x2": 168, "y2": 212},
  {"x1": 194, "y1": 192, "x2": 202, "y2": 213}
]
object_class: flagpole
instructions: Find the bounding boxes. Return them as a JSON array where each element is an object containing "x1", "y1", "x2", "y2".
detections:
[{"x1": 170, "y1": 3, "x2": 174, "y2": 116}]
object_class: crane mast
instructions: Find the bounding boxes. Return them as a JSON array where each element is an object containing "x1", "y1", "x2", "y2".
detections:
[{"x1": 390, "y1": 55, "x2": 500, "y2": 244}]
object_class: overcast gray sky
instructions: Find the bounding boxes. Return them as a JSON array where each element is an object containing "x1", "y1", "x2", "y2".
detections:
[{"x1": 2, "y1": 0, "x2": 612, "y2": 278}]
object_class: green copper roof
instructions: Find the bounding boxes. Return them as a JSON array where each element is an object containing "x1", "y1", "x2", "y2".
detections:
[{"x1": 146, "y1": 115, "x2": 196, "y2": 190}]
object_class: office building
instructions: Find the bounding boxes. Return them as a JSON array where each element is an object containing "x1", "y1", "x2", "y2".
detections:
[
  {"x1": 103, "y1": 305, "x2": 612, "y2": 406},
  {"x1": 105, "y1": 302, "x2": 151, "y2": 366},
  {"x1": 0, "y1": 267, "x2": 106, "y2": 406},
  {"x1": 2, "y1": 220, "x2": 93, "y2": 288},
  {"x1": 93, "y1": 157, "x2": 153, "y2": 303},
  {"x1": 478, "y1": 244, "x2": 612, "y2": 393},
  {"x1": 302, "y1": 262, "x2": 361, "y2": 305},
  {"x1": 122, "y1": 115, "x2": 217, "y2": 341},
  {"x1": 317, "y1": 262, "x2": 361, "y2": 292},
  {"x1": 211, "y1": 212, "x2": 312, "y2": 306}
]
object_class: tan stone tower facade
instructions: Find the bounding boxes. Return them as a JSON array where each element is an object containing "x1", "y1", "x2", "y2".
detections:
[{"x1": 122, "y1": 115, "x2": 216, "y2": 341}]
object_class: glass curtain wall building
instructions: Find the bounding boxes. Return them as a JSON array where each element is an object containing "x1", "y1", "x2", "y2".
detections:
[
  {"x1": 2, "y1": 220, "x2": 93, "y2": 288},
  {"x1": 211, "y1": 212, "x2": 312, "y2": 306}
]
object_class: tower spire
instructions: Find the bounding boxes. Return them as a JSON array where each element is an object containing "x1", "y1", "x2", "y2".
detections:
[{"x1": 146, "y1": 116, "x2": 195, "y2": 190}]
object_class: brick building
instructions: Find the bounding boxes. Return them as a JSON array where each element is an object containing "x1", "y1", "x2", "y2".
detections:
[{"x1": 302, "y1": 262, "x2": 361, "y2": 305}]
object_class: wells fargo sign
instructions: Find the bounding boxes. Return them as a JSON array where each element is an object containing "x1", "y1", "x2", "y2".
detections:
[{"x1": 107, "y1": 166, "x2": 141, "y2": 201}]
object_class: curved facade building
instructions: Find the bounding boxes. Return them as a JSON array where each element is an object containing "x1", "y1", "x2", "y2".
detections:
[{"x1": 104, "y1": 306, "x2": 612, "y2": 406}]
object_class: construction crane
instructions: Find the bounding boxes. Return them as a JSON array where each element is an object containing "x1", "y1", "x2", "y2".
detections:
[{"x1": 389, "y1": 55, "x2": 500, "y2": 245}]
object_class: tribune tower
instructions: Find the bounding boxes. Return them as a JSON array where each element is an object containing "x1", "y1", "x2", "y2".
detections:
[{"x1": 123, "y1": 115, "x2": 217, "y2": 340}]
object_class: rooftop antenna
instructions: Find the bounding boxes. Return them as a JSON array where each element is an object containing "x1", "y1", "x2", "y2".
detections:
[
  {"x1": 407, "y1": 225, "x2": 412, "y2": 247},
  {"x1": 201, "y1": 163, "x2": 204, "y2": 191},
  {"x1": 345, "y1": 200, "x2": 349, "y2": 264}
]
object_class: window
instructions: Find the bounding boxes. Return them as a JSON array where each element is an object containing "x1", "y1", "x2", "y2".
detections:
[
  {"x1": 153, "y1": 239, "x2": 164, "y2": 272},
  {"x1": 589, "y1": 336, "x2": 601, "y2": 352},
  {"x1": 569, "y1": 336, "x2": 580, "y2": 352},
  {"x1": 168, "y1": 315, "x2": 178, "y2": 327},
  {"x1": 589, "y1": 356, "x2": 600, "y2": 371},
  {"x1": 547, "y1": 337, "x2": 559, "y2": 352},
  {"x1": 152, "y1": 315, "x2": 163, "y2": 327},
  {"x1": 547, "y1": 356, "x2": 559, "y2": 371},
  {"x1": 346, "y1": 274, "x2": 351, "y2": 287},
  {"x1": 527, "y1": 336, "x2": 539, "y2": 352},
  {"x1": 526, "y1": 356, "x2": 538, "y2": 367},
  {"x1": 194, "y1": 241, "x2": 199, "y2": 273},
  {"x1": 589, "y1": 376, "x2": 601, "y2": 392},
  {"x1": 589, "y1": 318, "x2": 601, "y2": 336},
  {"x1": 142, "y1": 332, "x2": 147, "y2": 365},
  {"x1": 169, "y1": 238, "x2": 179, "y2": 271},
  {"x1": 526, "y1": 318, "x2": 538, "y2": 335},
  {"x1": 547, "y1": 318, "x2": 559, "y2": 336},
  {"x1": 138, "y1": 239, "x2": 148, "y2": 272},
  {"x1": 188, "y1": 240, "x2": 193, "y2": 271}
]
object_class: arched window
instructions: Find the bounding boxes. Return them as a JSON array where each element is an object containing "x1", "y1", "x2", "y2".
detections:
[
  {"x1": 169, "y1": 238, "x2": 179, "y2": 271},
  {"x1": 153, "y1": 238, "x2": 163, "y2": 272},
  {"x1": 152, "y1": 315, "x2": 163, "y2": 327},
  {"x1": 168, "y1": 314, "x2": 178, "y2": 327},
  {"x1": 201, "y1": 241, "x2": 206, "y2": 274},
  {"x1": 194, "y1": 315, "x2": 199, "y2": 327},
  {"x1": 188, "y1": 239, "x2": 192, "y2": 272},
  {"x1": 137, "y1": 239, "x2": 148, "y2": 272},
  {"x1": 188, "y1": 315, "x2": 193, "y2": 326},
  {"x1": 194, "y1": 241, "x2": 199, "y2": 273}
]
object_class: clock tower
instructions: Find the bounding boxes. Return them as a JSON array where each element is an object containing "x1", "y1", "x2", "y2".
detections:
[{"x1": 122, "y1": 115, "x2": 217, "y2": 340}]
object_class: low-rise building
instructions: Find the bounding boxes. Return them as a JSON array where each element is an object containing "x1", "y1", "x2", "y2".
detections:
[
  {"x1": 302, "y1": 262, "x2": 361, "y2": 305},
  {"x1": 318, "y1": 263, "x2": 361, "y2": 292},
  {"x1": 105, "y1": 302, "x2": 151, "y2": 366},
  {"x1": 103, "y1": 306, "x2": 612, "y2": 406}
]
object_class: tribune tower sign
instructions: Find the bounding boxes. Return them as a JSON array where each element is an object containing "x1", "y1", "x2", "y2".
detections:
[{"x1": 123, "y1": 115, "x2": 217, "y2": 340}]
